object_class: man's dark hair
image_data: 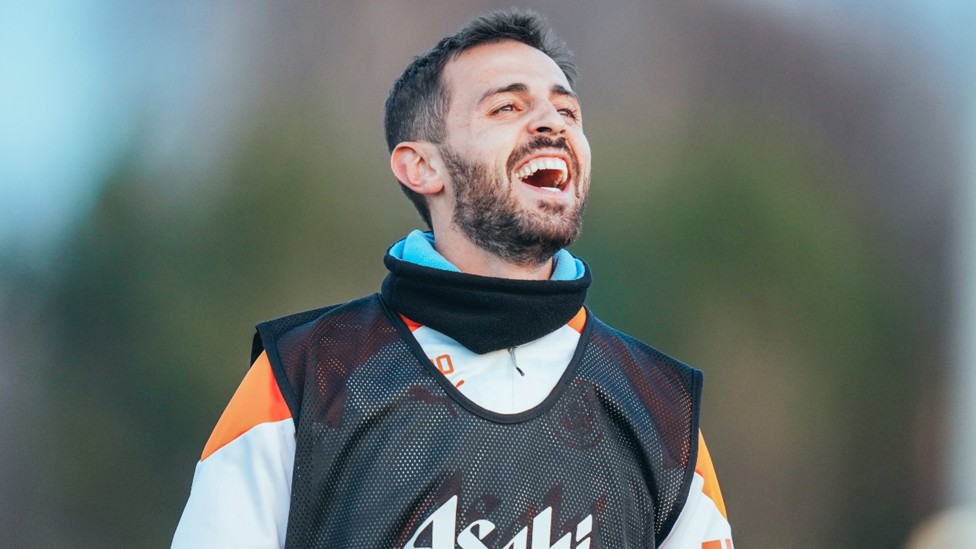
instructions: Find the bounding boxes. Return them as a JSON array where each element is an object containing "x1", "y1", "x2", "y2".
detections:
[{"x1": 384, "y1": 8, "x2": 578, "y2": 227}]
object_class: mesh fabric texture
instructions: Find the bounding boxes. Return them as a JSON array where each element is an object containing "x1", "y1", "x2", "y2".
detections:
[{"x1": 254, "y1": 294, "x2": 701, "y2": 548}]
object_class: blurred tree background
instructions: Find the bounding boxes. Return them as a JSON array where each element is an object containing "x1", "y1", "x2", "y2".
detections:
[{"x1": 1, "y1": 1, "x2": 972, "y2": 547}]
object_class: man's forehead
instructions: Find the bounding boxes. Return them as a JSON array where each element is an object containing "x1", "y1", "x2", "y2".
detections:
[{"x1": 442, "y1": 40, "x2": 573, "y2": 98}]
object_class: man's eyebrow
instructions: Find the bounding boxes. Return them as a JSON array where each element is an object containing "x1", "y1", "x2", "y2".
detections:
[
  {"x1": 476, "y1": 82, "x2": 580, "y2": 106},
  {"x1": 477, "y1": 83, "x2": 528, "y2": 106},
  {"x1": 551, "y1": 84, "x2": 580, "y2": 103}
]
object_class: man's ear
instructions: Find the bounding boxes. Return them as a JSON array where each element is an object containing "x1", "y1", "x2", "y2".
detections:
[{"x1": 390, "y1": 142, "x2": 445, "y2": 196}]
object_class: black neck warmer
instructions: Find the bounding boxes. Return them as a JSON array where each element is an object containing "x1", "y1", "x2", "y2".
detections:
[{"x1": 380, "y1": 254, "x2": 591, "y2": 354}]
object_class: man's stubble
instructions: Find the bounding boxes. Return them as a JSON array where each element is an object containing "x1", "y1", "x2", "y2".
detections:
[{"x1": 439, "y1": 137, "x2": 589, "y2": 267}]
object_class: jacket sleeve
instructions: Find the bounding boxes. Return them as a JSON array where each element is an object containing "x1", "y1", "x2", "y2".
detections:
[
  {"x1": 172, "y1": 352, "x2": 296, "y2": 548},
  {"x1": 659, "y1": 431, "x2": 734, "y2": 549}
]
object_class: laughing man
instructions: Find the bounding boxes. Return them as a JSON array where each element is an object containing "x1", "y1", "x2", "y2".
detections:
[{"x1": 174, "y1": 9, "x2": 733, "y2": 549}]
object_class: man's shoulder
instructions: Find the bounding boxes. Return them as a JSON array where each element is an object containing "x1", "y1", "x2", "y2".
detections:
[
  {"x1": 251, "y1": 294, "x2": 388, "y2": 360},
  {"x1": 586, "y1": 313, "x2": 702, "y2": 379}
]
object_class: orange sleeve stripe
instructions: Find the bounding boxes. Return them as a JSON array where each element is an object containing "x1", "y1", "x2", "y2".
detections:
[
  {"x1": 695, "y1": 430, "x2": 728, "y2": 520},
  {"x1": 400, "y1": 314, "x2": 422, "y2": 332},
  {"x1": 200, "y1": 351, "x2": 292, "y2": 462},
  {"x1": 567, "y1": 307, "x2": 587, "y2": 334}
]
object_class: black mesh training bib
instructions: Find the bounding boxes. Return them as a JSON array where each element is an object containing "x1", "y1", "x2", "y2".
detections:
[{"x1": 254, "y1": 294, "x2": 701, "y2": 549}]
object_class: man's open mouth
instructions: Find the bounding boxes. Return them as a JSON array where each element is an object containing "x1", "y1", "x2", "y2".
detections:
[{"x1": 514, "y1": 157, "x2": 569, "y2": 192}]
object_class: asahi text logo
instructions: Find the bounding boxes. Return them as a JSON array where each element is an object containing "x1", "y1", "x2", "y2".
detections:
[{"x1": 403, "y1": 495, "x2": 593, "y2": 549}]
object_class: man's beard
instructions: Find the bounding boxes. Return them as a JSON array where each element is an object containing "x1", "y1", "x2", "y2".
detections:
[{"x1": 439, "y1": 137, "x2": 588, "y2": 267}]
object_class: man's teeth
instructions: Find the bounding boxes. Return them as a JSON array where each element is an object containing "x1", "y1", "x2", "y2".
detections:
[{"x1": 515, "y1": 157, "x2": 568, "y2": 187}]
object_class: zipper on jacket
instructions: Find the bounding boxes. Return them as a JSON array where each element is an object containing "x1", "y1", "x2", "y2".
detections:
[{"x1": 507, "y1": 347, "x2": 526, "y2": 377}]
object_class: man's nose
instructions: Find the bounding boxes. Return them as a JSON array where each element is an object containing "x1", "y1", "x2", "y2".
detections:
[{"x1": 529, "y1": 103, "x2": 566, "y2": 135}]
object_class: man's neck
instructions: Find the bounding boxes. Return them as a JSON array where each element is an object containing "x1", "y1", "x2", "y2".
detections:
[{"x1": 431, "y1": 224, "x2": 554, "y2": 281}]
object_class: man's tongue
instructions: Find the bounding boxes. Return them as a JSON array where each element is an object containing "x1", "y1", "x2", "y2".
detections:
[{"x1": 523, "y1": 169, "x2": 563, "y2": 189}]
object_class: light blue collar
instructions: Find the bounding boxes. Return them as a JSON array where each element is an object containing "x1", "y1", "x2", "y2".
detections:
[{"x1": 388, "y1": 230, "x2": 585, "y2": 281}]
